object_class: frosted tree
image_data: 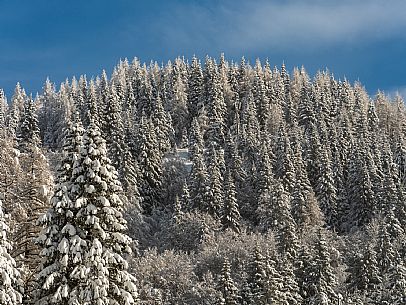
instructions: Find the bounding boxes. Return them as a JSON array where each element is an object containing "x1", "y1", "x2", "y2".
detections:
[
  {"x1": 206, "y1": 146, "x2": 224, "y2": 218},
  {"x1": 103, "y1": 83, "x2": 126, "y2": 174},
  {"x1": 35, "y1": 120, "x2": 138, "y2": 304},
  {"x1": 257, "y1": 179, "x2": 298, "y2": 261},
  {"x1": 0, "y1": 199, "x2": 22, "y2": 305},
  {"x1": 0, "y1": 133, "x2": 20, "y2": 207},
  {"x1": 0, "y1": 89, "x2": 7, "y2": 138},
  {"x1": 216, "y1": 259, "x2": 239, "y2": 305},
  {"x1": 84, "y1": 79, "x2": 100, "y2": 128},
  {"x1": 189, "y1": 147, "x2": 210, "y2": 213},
  {"x1": 273, "y1": 123, "x2": 296, "y2": 194},
  {"x1": 279, "y1": 258, "x2": 302, "y2": 305},
  {"x1": 34, "y1": 116, "x2": 84, "y2": 304},
  {"x1": 136, "y1": 116, "x2": 162, "y2": 214},
  {"x1": 246, "y1": 247, "x2": 267, "y2": 304},
  {"x1": 346, "y1": 243, "x2": 381, "y2": 294},
  {"x1": 151, "y1": 93, "x2": 172, "y2": 154},
  {"x1": 290, "y1": 129, "x2": 323, "y2": 229},
  {"x1": 179, "y1": 180, "x2": 191, "y2": 210},
  {"x1": 18, "y1": 98, "x2": 41, "y2": 153},
  {"x1": 221, "y1": 172, "x2": 240, "y2": 233},
  {"x1": 99, "y1": 70, "x2": 110, "y2": 117},
  {"x1": 189, "y1": 118, "x2": 204, "y2": 163},
  {"x1": 13, "y1": 97, "x2": 53, "y2": 296},
  {"x1": 298, "y1": 77, "x2": 316, "y2": 133},
  {"x1": 346, "y1": 145, "x2": 376, "y2": 228},
  {"x1": 255, "y1": 141, "x2": 274, "y2": 198},
  {"x1": 252, "y1": 62, "x2": 270, "y2": 130},
  {"x1": 169, "y1": 62, "x2": 189, "y2": 143},
  {"x1": 394, "y1": 135, "x2": 406, "y2": 187},
  {"x1": 381, "y1": 261, "x2": 406, "y2": 304},
  {"x1": 204, "y1": 57, "x2": 226, "y2": 148},
  {"x1": 75, "y1": 75, "x2": 89, "y2": 125},
  {"x1": 37, "y1": 78, "x2": 59, "y2": 150},
  {"x1": 315, "y1": 146, "x2": 338, "y2": 229},
  {"x1": 375, "y1": 218, "x2": 396, "y2": 276},
  {"x1": 7, "y1": 83, "x2": 26, "y2": 142},
  {"x1": 263, "y1": 253, "x2": 285, "y2": 304},
  {"x1": 308, "y1": 230, "x2": 339, "y2": 304},
  {"x1": 137, "y1": 69, "x2": 154, "y2": 117}
]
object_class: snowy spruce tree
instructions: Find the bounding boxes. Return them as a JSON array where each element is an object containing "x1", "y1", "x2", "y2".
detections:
[
  {"x1": 216, "y1": 258, "x2": 239, "y2": 305},
  {"x1": 35, "y1": 119, "x2": 138, "y2": 305},
  {"x1": 221, "y1": 172, "x2": 240, "y2": 233}
]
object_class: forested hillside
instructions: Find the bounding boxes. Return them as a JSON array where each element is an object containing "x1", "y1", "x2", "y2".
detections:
[{"x1": 0, "y1": 55, "x2": 405, "y2": 304}]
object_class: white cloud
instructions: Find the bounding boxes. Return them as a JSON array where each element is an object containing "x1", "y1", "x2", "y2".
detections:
[{"x1": 159, "y1": 0, "x2": 406, "y2": 53}]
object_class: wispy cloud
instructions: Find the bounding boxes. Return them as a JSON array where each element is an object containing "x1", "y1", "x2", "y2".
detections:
[{"x1": 158, "y1": 0, "x2": 406, "y2": 53}]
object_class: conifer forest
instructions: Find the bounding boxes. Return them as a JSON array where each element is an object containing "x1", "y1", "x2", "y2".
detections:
[{"x1": 0, "y1": 55, "x2": 405, "y2": 304}]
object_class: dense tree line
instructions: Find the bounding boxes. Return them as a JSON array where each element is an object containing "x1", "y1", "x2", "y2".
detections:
[{"x1": 0, "y1": 54, "x2": 405, "y2": 304}]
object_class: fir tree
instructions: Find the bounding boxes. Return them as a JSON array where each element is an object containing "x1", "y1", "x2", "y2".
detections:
[
  {"x1": 187, "y1": 56, "x2": 203, "y2": 126},
  {"x1": 346, "y1": 243, "x2": 381, "y2": 294},
  {"x1": 217, "y1": 259, "x2": 239, "y2": 305},
  {"x1": 7, "y1": 83, "x2": 26, "y2": 142},
  {"x1": 18, "y1": 98, "x2": 41, "y2": 153},
  {"x1": 137, "y1": 116, "x2": 162, "y2": 214},
  {"x1": 206, "y1": 146, "x2": 224, "y2": 218},
  {"x1": 247, "y1": 247, "x2": 267, "y2": 304},
  {"x1": 189, "y1": 148, "x2": 210, "y2": 214},
  {"x1": 221, "y1": 172, "x2": 240, "y2": 233},
  {"x1": 315, "y1": 146, "x2": 338, "y2": 229},
  {"x1": 35, "y1": 120, "x2": 138, "y2": 305},
  {"x1": 34, "y1": 117, "x2": 85, "y2": 304},
  {"x1": 309, "y1": 229, "x2": 339, "y2": 304}
]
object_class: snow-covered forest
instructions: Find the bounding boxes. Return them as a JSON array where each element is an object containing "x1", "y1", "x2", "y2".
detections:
[{"x1": 0, "y1": 55, "x2": 405, "y2": 304}]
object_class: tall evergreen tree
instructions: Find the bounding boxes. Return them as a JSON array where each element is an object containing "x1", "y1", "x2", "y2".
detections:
[
  {"x1": 7, "y1": 83, "x2": 26, "y2": 142},
  {"x1": 221, "y1": 172, "x2": 240, "y2": 233},
  {"x1": 34, "y1": 116, "x2": 84, "y2": 304},
  {"x1": 187, "y1": 56, "x2": 203, "y2": 126},
  {"x1": 246, "y1": 247, "x2": 267, "y2": 304},
  {"x1": 35, "y1": 120, "x2": 138, "y2": 304},
  {"x1": 217, "y1": 259, "x2": 239, "y2": 305},
  {"x1": 346, "y1": 243, "x2": 381, "y2": 294},
  {"x1": 315, "y1": 146, "x2": 338, "y2": 229},
  {"x1": 136, "y1": 116, "x2": 162, "y2": 214},
  {"x1": 309, "y1": 230, "x2": 339, "y2": 304},
  {"x1": 206, "y1": 146, "x2": 224, "y2": 218},
  {"x1": 18, "y1": 98, "x2": 41, "y2": 153}
]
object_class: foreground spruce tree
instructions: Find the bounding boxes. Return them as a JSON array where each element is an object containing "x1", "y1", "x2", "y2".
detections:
[
  {"x1": 34, "y1": 116, "x2": 84, "y2": 304},
  {"x1": 35, "y1": 120, "x2": 138, "y2": 304}
]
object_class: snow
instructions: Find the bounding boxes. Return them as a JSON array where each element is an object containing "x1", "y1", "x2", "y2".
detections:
[
  {"x1": 86, "y1": 184, "x2": 96, "y2": 193},
  {"x1": 62, "y1": 223, "x2": 76, "y2": 236},
  {"x1": 75, "y1": 197, "x2": 85, "y2": 208},
  {"x1": 58, "y1": 237, "x2": 69, "y2": 254},
  {"x1": 99, "y1": 197, "x2": 110, "y2": 207},
  {"x1": 86, "y1": 204, "x2": 97, "y2": 214}
]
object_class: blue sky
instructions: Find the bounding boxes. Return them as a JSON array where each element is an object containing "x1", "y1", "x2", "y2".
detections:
[{"x1": 1, "y1": 0, "x2": 406, "y2": 98}]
